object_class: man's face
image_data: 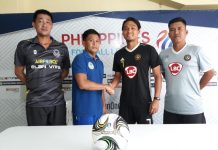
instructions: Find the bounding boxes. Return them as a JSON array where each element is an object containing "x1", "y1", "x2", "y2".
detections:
[
  {"x1": 168, "y1": 21, "x2": 187, "y2": 44},
  {"x1": 122, "y1": 21, "x2": 140, "y2": 42},
  {"x1": 82, "y1": 34, "x2": 101, "y2": 56},
  {"x1": 32, "y1": 14, "x2": 53, "y2": 37}
]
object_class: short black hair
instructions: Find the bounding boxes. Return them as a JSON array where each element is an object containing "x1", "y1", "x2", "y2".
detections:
[
  {"x1": 168, "y1": 17, "x2": 186, "y2": 28},
  {"x1": 32, "y1": 9, "x2": 53, "y2": 22},
  {"x1": 122, "y1": 17, "x2": 141, "y2": 30},
  {"x1": 82, "y1": 29, "x2": 100, "y2": 41}
]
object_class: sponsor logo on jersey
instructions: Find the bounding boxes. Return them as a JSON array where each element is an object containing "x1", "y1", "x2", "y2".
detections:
[
  {"x1": 53, "y1": 49, "x2": 60, "y2": 58},
  {"x1": 168, "y1": 62, "x2": 183, "y2": 76},
  {"x1": 134, "y1": 54, "x2": 141, "y2": 61},
  {"x1": 88, "y1": 62, "x2": 94, "y2": 70},
  {"x1": 163, "y1": 55, "x2": 169, "y2": 62},
  {"x1": 32, "y1": 59, "x2": 60, "y2": 70},
  {"x1": 184, "y1": 54, "x2": 191, "y2": 61},
  {"x1": 120, "y1": 58, "x2": 125, "y2": 68},
  {"x1": 125, "y1": 66, "x2": 137, "y2": 79},
  {"x1": 35, "y1": 59, "x2": 58, "y2": 65}
]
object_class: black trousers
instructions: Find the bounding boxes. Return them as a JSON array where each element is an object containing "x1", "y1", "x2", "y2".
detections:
[
  {"x1": 26, "y1": 103, "x2": 66, "y2": 126},
  {"x1": 163, "y1": 110, "x2": 206, "y2": 124},
  {"x1": 119, "y1": 102, "x2": 152, "y2": 124}
]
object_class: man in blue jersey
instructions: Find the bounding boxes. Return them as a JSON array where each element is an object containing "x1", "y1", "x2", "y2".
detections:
[
  {"x1": 72, "y1": 29, "x2": 114, "y2": 125},
  {"x1": 159, "y1": 17, "x2": 215, "y2": 124},
  {"x1": 110, "y1": 17, "x2": 162, "y2": 124},
  {"x1": 14, "y1": 9, "x2": 71, "y2": 125}
]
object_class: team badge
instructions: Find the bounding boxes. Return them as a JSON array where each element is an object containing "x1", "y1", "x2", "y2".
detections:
[
  {"x1": 125, "y1": 66, "x2": 137, "y2": 79},
  {"x1": 168, "y1": 62, "x2": 183, "y2": 76},
  {"x1": 120, "y1": 58, "x2": 125, "y2": 68},
  {"x1": 184, "y1": 54, "x2": 191, "y2": 61},
  {"x1": 53, "y1": 49, "x2": 60, "y2": 58},
  {"x1": 134, "y1": 54, "x2": 141, "y2": 61},
  {"x1": 88, "y1": 62, "x2": 94, "y2": 70},
  {"x1": 33, "y1": 50, "x2": 37, "y2": 55}
]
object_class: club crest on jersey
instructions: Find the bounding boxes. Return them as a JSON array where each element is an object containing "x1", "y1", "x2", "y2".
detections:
[
  {"x1": 168, "y1": 62, "x2": 183, "y2": 76},
  {"x1": 88, "y1": 62, "x2": 94, "y2": 70},
  {"x1": 125, "y1": 66, "x2": 137, "y2": 79},
  {"x1": 184, "y1": 54, "x2": 191, "y2": 61},
  {"x1": 53, "y1": 49, "x2": 60, "y2": 58},
  {"x1": 134, "y1": 54, "x2": 141, "y2": 61}
]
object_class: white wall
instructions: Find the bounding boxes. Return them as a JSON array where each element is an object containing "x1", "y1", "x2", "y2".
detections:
[{"x1": 0, "y1": 0, "x2": 175, "y2": 14}]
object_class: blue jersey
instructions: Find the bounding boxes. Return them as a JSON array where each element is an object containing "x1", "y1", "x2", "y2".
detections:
[{"x1": 72, "y1": 50, "x2": 104, "y2": 118}]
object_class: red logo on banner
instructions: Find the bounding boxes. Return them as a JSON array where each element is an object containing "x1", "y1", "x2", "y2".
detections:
[
  {"x1": 125, "y1": 66, "x2": 137, "y2": 79},
  {"x1": 168, "y1": 62, "x2": 183, "y2": 76}
]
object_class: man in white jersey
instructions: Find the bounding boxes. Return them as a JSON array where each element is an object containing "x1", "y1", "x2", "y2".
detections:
[{"x1": 159, "y1": 17, "x2": 215, "y2": 124}]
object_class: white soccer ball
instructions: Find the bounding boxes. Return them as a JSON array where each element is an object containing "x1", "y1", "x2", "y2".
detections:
[{"x1": 92, "y1": 113, "x2": 130, "y2": 150}]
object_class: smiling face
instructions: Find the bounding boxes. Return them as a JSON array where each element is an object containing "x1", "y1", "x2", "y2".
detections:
[
  {"x1": 82, "y1": 34, "x2": 101, "y2": 57},
  {"x1": 32, "y1": 13, "x2": 53, "y2": 37},
  {"x1": 122, "y1": 20, "x2": 140, "y2": 43},
  {"x1": 168, "y1": 21, "x2": 188, "y2": 45}
]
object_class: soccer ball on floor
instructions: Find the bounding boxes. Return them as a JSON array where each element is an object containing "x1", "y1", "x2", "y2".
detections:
[{"x1": 92, "y1": 113, "x2": 130, "y2": 150}]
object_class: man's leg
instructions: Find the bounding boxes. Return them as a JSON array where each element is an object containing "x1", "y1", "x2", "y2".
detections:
[
  {"x1": 48, "y1": 103, "x2": 66, "y2": 125},
  {"x1": 26, "y1": 106, "x2": 48, "y2": 126}
]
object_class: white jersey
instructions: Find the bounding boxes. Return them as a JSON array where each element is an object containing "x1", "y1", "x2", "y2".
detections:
[{"x1": 159, "y1": 44, "x2": 213, "y2": 114}]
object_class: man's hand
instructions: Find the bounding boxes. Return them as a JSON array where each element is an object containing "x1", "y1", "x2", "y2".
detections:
[
  {"x1": 149, "y1": 100, "x2": 160, "y2": 115},
  {"x1": 105, "y1": 84, "x2": 115, "y2": 95}
]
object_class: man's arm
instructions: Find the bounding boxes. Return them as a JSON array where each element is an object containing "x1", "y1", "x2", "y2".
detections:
[
  {"x1": 61, "y1": 69, "x2": 69, "y2": 80},
  {"x1": 149, "y1": 65, "x2": 162, "y2": 114},
  {"x1": 152, "y1": 65, "x2": 162, "y2": 99},
  {"x1": 15, "y1": 66, "x2": 26, "y2": 84},
  {"x1": 102, "y1": 91, "x2": 107, "y2": 114},
  {"x1": 110, "y1": 72, "x2": 122, "y2": 89},
  {"x1": 200, "y1": 69, "x2": 215, "y2": 90},
  {"x1": 74, "y1": 73, "x2": 106, "y2": 91}
]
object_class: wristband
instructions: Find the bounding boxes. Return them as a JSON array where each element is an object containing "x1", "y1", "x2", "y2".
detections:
[{"x1": 154, "y1": 96, "x2": 160, "y2": 100}]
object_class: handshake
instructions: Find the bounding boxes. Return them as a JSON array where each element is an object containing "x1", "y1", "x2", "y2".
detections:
[{"x1": 104, "y1": 84, "x2": 115, "y2": 95}]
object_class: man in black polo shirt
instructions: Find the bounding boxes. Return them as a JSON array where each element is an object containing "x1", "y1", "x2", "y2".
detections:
[
  {"x1": 14, "y1": 9, "x2": 70, "y2": 125},
  {"x1": 110, "y1": 17, "x2": 162, "y2": 124}
]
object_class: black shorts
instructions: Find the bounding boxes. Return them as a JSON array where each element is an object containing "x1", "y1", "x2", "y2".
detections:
[
  {"x1": 119, "y1": 102, "x2": 152, "y2": 124},
  {"x1": 163, "y1": 110, "x2": 206, "y2": 124},
  {"x1": 26, "y1": 103, "x2": 66, "y2": 126}
]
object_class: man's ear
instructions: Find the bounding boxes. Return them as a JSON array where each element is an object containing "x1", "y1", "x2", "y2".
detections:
[
  {"x1": 82, "y1": 40, "x2": 85, "y2": 47},
  {"x1": 32, "y1": 22, "x2": 35, "y2": 28}
]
